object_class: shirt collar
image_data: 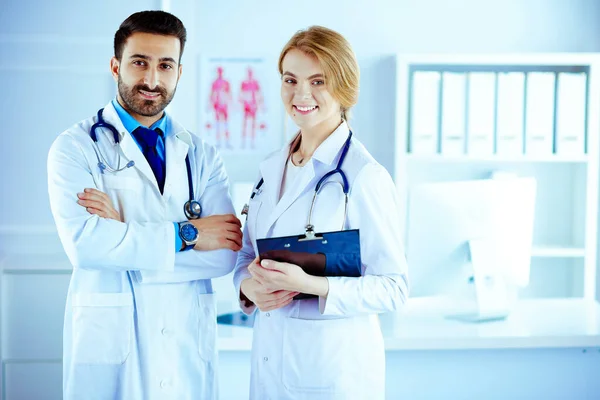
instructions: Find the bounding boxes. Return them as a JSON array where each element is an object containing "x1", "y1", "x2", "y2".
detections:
[{"x1": 111, "y1": 98, "x2": 168, "y2": 135}]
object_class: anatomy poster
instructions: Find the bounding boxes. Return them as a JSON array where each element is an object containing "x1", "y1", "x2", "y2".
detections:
[{"x1": 199, "y1": 57, "x2": 282, "y2": 153}]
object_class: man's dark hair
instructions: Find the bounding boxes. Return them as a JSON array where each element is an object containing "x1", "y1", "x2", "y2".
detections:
[{"x1": 114, "y1": 10, "x2": 187, "y2": 63}]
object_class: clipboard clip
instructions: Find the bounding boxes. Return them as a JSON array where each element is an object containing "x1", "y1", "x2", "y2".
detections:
[{"x1": 299, "y1": 224, "x2": 324, "y2": 242}]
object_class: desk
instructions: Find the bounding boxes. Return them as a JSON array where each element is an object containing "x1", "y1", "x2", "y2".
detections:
[
  {"x1": 216, "y1": 297, "x2": 600, "y2": 399},
  {"x1": 2, "y1": 253, "x2": 599, "y2": 399},
  {"x1": 217, "y1": 297, "x2": 600, "y2": 351}
]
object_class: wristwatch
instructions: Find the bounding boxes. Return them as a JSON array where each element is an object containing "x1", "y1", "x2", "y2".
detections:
[{"x1": 178, "y1": 221, "x2": 199, "y2": 251}]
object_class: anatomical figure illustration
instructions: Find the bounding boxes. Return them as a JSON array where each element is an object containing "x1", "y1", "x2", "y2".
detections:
[
  {"x1": 204, "y1": 64, "x2": 268, "y2": 151},
  {"x1": 207, "y1": 66, "x2": 233, "y2": 149},
  {"x1": 239, "y1": 67, "x2": 266, "y2": 149}
]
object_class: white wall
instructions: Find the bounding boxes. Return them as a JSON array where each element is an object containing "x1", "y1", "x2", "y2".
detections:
[
  {"x1": 169, "y1": 0, "x2": 600, "y2": 181},
  {"x1": 2, "y1": 0, "x2": 600, "y2": 247}
]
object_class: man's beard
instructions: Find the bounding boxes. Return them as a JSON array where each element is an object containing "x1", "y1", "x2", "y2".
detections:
[{"x1": 117, "y1": 74, "x2": 176, "y2": 117}]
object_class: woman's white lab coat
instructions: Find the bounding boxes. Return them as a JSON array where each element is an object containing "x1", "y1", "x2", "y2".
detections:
[
  {"x1": 233, "y1": 121, "x2": 409, "y2": 400},
  {"x1": 47, "y1": 102, "x2": 237, "y2": 400}
]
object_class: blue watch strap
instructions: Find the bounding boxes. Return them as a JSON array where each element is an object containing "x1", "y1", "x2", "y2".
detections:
[{"x1": 174, "y1": 223, "x2": 183, "y2": 252}]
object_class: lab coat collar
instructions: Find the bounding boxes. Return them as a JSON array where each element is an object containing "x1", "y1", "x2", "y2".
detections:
[
  {"x1": 257, "y1": 120, "x2": 350, "y2": 208},
  {"x1": 168, "y1": 117, "x2": 194, "y2": 148},
  {"x1": 258, "y1": 144, "x2": 316, "y2": 235},
  {"x1": 258, "y1": 146, "x2": 291, "y2": 209},
  {"x1": 163, "y1": 123, "x2": 192, "y2": 201},
  {"x1": 100, "y1": 101, "x2": 193, "y2": 148},
  {"x1": 100, "y1": 102, "x2": 128, "y2": 142},
  {"x1": 100, "y1": 102, "x2": 194, "y2": 196},
  {"x1": 161, "y1": 116, "x2": 194, "y2": 200},
  {"x1": 310, "y1": 120, "x2": 350, "y2": 166}
]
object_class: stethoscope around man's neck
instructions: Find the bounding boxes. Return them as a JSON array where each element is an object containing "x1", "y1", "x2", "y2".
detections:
[
  {"x1": 242, "y1": 130, "x2": 353, "y2": 240},
  {"x1": 89, "y1": 107, "x2": 202, "y2": 220}
]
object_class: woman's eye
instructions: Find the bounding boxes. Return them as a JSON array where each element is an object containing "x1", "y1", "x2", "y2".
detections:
[{"x1": 312, "y1": 80, "x2": 325, "y2": 85}]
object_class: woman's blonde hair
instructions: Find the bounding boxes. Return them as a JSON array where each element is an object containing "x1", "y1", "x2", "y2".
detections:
[{"x1": 278, "y1": 26, "x2": 359, "y2": 120}]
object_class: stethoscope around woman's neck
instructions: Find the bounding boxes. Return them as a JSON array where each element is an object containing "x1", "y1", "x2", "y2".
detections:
[{"x1": 243, "y1": 130, "x2": 353, "y2": 241}]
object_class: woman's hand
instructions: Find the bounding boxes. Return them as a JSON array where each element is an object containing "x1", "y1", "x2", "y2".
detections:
[
  {"x1": 240, "y1": 277, "x2": 298, "y2": 312},
  {"x1": 241, "y1": 257, "x2": 299, "y2": 312},
  {"x1": 249, "y1": 259, "x2": 329, "y2": 297},
  {"x1": 77, "y1": 188, "x2": 120, "y2": 221}
]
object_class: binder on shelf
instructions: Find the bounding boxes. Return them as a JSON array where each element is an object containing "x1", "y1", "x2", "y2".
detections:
[
  {"x1": 410, "y1": 71, "x2": 440, "y2": 155},
  {"x1": 525, "y1": 72, "x2": 555, "y2": 156},
  {"x1": 556, "y1": 72, "x2": 587, "y2": 155},
  {"x1": 440, "y1": 72, "x2": 467, "y2": 156},
  {"x1": 467, "y1": 72, "x2": 496, "y2": 156},
  {"x1": 496, "y1": 72, "x2": 525, "y2": 156}
]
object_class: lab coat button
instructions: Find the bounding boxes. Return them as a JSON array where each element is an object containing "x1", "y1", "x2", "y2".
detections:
[
  {"x1": 160, "y1": 380, "x2": 169, "y2": 388},
  {"x1": 263, "y1": 356, "x2": 268, "y2": 361},
  {"x1": 265, "y1": 312, "x2": 270, "y2": 317},
  {"x1": 161, "y1": 328, "x2": 169, "y2": 336}
]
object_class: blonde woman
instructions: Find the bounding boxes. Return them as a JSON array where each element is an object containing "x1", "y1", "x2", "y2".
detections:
[{"x1": 233, "y1": 26, "x2": 408, "y2": 399}]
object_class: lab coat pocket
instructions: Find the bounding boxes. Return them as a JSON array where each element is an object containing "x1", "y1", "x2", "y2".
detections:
[
  {"x1": 101, "y1": 175, "x2": 143, "y2": 221},
  {"x1": 282, "y1": 317, "x2": 355, "y2": 394},
  {"x1": 198, "y1": 293, "x2": 218, "y2": 362},
  {"x1": 71, "y1": 292, "x2": 133, "y2": 365},
  {"x1": 101, "y1": 175, "x2": 140, "y2": 190}
]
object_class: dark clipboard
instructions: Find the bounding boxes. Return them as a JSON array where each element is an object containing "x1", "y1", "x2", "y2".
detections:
[{"x1": 256, "y1": 229, "x2": 362, "y2": 299}]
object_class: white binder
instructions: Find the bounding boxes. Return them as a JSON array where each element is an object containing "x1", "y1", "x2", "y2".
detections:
[
  {"x1": 496, "y1": 72, "x2": 525, "y2": 156},
  {"x1": 467, "y1": 72, "x2": 496, "y2": 156},
  {"x1": 410, "y1": 71, "x2": 440, "y2": 154},
  {"x1": 525, "y1": 72, "x2": 555, "y2": 155},
  {"x1": 441, "y1": 72, "x2": 467, "y2": 155},
  {"x1": 556, "y1": 72, "x2": 587, "y2": 155}
]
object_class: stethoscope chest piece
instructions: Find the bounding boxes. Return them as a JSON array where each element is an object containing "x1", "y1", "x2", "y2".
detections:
[{"x1": 184, "y1": 199, "x2": 202, "y2": 219}]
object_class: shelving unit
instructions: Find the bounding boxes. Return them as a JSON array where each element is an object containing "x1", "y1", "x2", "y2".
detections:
[
  {"x1": 395, "y1": 53, "x2": 600, "y2": 301},
  {"x1": 530, "y1": 246, "x2": 586, "y2": 258},
  {"x1": 406, "y1": 154, "x2": 589, "y2": 163}
]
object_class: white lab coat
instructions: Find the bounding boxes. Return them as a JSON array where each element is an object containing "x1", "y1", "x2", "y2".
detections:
[
  {"x1": 233, "y1": 121, "x2": 409, "y2": 400},
  {"x1": 47, "y1": 102, "x2": 237, "y2": 400}
]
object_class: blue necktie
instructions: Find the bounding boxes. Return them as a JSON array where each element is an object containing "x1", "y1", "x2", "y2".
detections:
[{"x1": 131, "y1": 126, "x2": 165, "y2": 193}]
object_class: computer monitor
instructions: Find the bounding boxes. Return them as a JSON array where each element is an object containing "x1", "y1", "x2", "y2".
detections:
[{"x1": 406, "y1": 177, "x2": 537, "y2": 311}]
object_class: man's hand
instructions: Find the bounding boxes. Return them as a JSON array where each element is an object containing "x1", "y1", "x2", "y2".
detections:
[
  {"x1": 77, "y1": 188, "x2": 120, "y2": 221},
  {"x1": 189, "y1": 214, "x2": 243, "y2": 251}
]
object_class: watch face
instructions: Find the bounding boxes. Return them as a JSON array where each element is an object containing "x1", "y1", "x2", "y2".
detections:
[{"x1": 181, "y1": 223, "x2": 198, "y2": 242}]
